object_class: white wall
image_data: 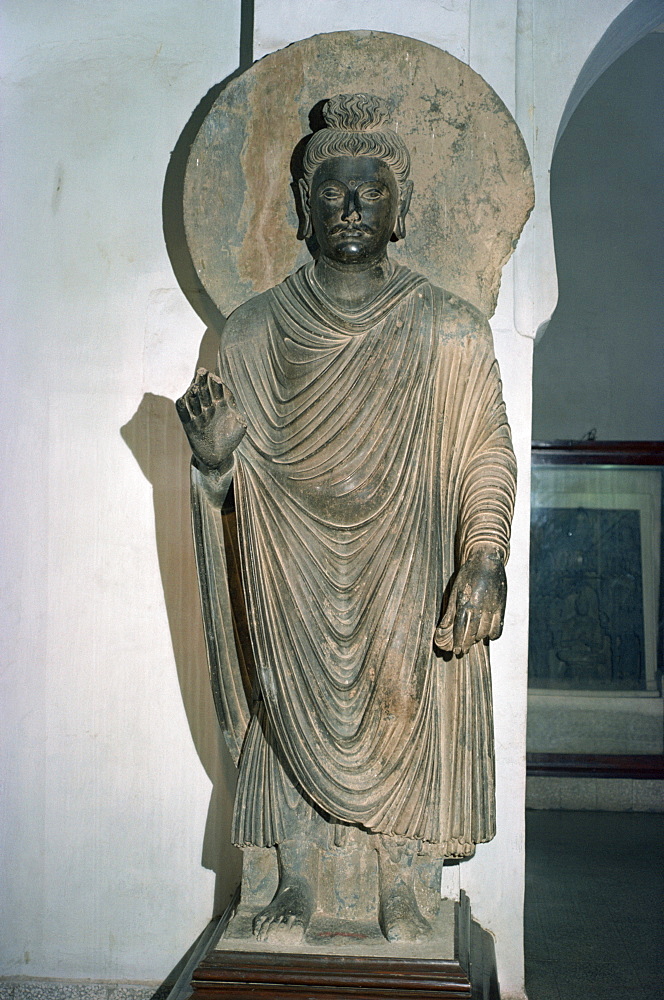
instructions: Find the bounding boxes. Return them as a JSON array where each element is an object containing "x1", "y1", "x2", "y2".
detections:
[
  {"x1": 0, "y1": 0, "x2": 243, "y2": 982},
  {"x1": 0, "y1": 0, "x2": 635, "y2": 995}
]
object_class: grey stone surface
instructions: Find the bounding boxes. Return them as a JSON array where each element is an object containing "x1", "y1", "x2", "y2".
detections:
[
  {"x1": 594, "y1": 778, "x2": 635, "y2": 812},
  {"x1": 557, "y1": 777, "x2": 599, "y2": 811},
  {"x1": 632, "y1": 779, "x2": 664, "y2": 812},
  {"x1": 527, "y1": 691, "x2": 664, "y2": 755},
  {"x1": 9, "y1": 983, "x2": 107, "y2": 1000},
  {"x1": 525, "y1": 775, "x2": 561, "y2": 810},
  {"x1": 527, "y1": 776, "x2": 664, "y2": 812},
  {"x1": 107, "y1": 988, "x2": 159, "y2": 1000},
  {"x1": 526, "y1": 810, "x2": 664, "y2": 1000},
  {"x1": 0, "y1": 982, "x2": 160, "y2": 1000},
  {"x1": 216, "y1": 898, "x2": 456, "y2": 960}
]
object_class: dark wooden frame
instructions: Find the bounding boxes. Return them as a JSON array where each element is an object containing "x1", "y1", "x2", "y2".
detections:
[
  {"x1": 527, "y1": 441, "x2": 664, "y2": 781},
  {"x1": 527, "y1": 752, "x2": 664, "y2": 779},
  {"x1": 191, "y1": 951, "x2": 474, "y2": 998},
  {"x1": 188, "y1": 893, "x2": 493, "y2": 998},
  {"x1": 531, "y1": 440, "x2": 664, "y2": 466}
]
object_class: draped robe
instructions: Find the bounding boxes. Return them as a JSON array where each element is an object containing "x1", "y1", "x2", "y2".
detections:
[{"x1": 192, "y1": 262, "x2": 516, "y2": 857}]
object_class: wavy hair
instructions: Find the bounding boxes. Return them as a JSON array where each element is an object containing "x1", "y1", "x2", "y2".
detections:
[{"x1": 302, "y1": 93, "x2": 410, "y2": 186}]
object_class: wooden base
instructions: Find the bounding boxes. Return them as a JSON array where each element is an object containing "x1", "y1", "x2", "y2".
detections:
[
  {"x1": 189, "y1": 892, "x2": 492, "y2": 999},
  {"x1": 191, "y1": 949, "x2": 472, "y2": 998}
]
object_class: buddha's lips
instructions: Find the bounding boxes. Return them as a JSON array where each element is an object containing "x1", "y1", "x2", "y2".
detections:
[{"x1": 329, "y1": 224, "x2": 372, "y2": 236}]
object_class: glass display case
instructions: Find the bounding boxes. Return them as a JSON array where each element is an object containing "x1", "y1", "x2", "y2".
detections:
[{"x1": 527, "y1": 442, "x2": 664, "y2": 779}]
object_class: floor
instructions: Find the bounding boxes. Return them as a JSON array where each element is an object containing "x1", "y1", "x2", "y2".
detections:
[{"x1": 525, "y1": 809, "x2": 663, "y2": 1000}]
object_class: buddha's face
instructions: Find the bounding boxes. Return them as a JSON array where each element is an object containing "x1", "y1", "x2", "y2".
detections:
[{"x1": 308, "y1": 156, "x2": 400, "y2": 266}]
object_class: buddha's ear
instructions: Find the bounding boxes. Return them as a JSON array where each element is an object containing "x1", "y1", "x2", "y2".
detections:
[
  {"x1": 298, "y1": 178, "x2": 313, "y2": 239},
  {"x1": 394, "y1": 179, "x2": 413, "y2": 241}
]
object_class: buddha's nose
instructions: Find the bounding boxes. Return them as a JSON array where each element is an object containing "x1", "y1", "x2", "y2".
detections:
[{"x1": 342, "y1": 189, "x2": 361, "y2": 222}]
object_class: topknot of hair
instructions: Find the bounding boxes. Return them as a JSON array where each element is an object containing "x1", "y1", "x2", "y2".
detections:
[{"x1": 322, "y1": 94, "x2": 392, "y2": 132}]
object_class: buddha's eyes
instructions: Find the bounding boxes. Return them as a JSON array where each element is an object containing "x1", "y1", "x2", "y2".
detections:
[
  {"x1": 319, "y1": 185, "x2": 344, "y2": 201},
  {"x1": 316, "y1": 183, "x2": 388, "y2": 202},
  {"x1": 359, "y1": 186, "x2": 386, "y2": 200}
]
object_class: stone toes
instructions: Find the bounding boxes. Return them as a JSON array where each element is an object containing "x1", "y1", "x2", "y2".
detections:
[{"x1": 383, "y1": 913, "x2": 432, "y2": 943}]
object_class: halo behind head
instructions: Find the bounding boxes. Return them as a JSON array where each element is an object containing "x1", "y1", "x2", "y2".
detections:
[{"x1": 302, "y1": 93, "x2": 411, "y2": 186}]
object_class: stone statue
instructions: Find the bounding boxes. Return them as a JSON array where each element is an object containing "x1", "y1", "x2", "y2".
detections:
[{"x1": 177, "y1": 93, "x2": 516, "y2": 947}]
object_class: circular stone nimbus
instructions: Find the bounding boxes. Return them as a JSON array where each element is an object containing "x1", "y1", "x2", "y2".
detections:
[{"x1": 183, "y1": 30, "x2": 534, "y2": 320}]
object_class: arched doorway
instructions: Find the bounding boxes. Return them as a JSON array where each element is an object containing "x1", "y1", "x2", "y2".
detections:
[{"x1": 533, "y1": 26, "x2": 664, "y2": 440}]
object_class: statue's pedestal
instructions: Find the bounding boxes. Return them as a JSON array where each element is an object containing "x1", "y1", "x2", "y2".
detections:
[
  {"x1": 189, "y1": 893, "x2": 487, "y2": 998},
  {"x1": 190, "y1": 949, "x2": 472, "y2": 998}
]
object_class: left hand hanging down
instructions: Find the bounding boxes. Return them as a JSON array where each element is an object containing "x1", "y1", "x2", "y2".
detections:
[{"x1": 434, "y1": 544, "x2": 507, "y2": 656}]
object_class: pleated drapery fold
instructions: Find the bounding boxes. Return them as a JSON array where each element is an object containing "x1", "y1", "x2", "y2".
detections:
[{"x1": 192, "y1": 263, "x2": 516, "y2": 856}]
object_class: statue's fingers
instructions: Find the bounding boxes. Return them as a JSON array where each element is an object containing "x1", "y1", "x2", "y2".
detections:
[
  {"x1": 434, "y1": 620, "x2": 454, "y2": 650},
  {"x1": 435, "y1": 588, "x2": 457, "y2": 649},
  {"x1": 175, "y1": 395, "x2": 191, "y2": 424},
  {"x1": 198, "y1": 378, "x2": 212, "y2": 408},
  {"x1": 464, "y1": 610, "x2": 482, "y2": 650},
  {"x1": 208, "y1": 373, "x2": 224, "y2": 401},
  {"x1": 258, "y1": 919, "x2": 271, "y2": 941},
  {"x1": 188, "y1": 387, "x2": 202, "y2": 416},
  {"x1": 440, "y1": 599, "x2": 455, "y2": 630},
  {"x1": 476, "y1": 609, "x2": 493, "y2": 642},
  {"x1": 453, "y1": 607, "x2": 472, "y2": 655},
  {"x1": 460, "y1": 608, "x2": 485, "y2": 654},
  {"x1": 439, "y1": 581, "x2": 459, "y2": 629},
  {"x1": 489, "y1": 609, "x2": 504, "y2": 640}
]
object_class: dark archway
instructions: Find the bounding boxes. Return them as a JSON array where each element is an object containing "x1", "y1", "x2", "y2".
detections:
[{"x1": 532, "y1": 25, "x2": 664, "y2": 441}]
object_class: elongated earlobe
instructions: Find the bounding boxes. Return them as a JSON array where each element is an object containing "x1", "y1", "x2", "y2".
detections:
[
  {"x1": 394, "y1": 179, "x2": 414, "y2": 242},
  {"x1": 298, "y1": 178, "x2": 312, "y2": 239}
]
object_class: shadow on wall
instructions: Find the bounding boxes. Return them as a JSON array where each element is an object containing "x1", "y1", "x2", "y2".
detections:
[
  {"x1": 457, "y1": 891, "x2": 500, "y2": 1000},
  {"x1": 121, "y1": 392, "x2": 241, "y2": 913},
  {"x1": 119, "y1": 0, "x2": 256, "y2": 916},
  {"x1": 469, "y1": 916, "x2": 500, "y2": 1000}
]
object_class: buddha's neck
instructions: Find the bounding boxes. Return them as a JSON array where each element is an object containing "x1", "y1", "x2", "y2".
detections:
[{"x1": 314, "y1": 256, "x2": 393, "y2": 311}]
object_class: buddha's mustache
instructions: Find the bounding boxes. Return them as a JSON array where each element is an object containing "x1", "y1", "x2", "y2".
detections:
[{"x1": 329, "y1": 222, "x2": 372, "y2": 235}]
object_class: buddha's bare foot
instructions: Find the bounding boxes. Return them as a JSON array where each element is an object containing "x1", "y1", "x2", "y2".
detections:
[
  {"x1": 379, "y1": 882, "x2": 432, "y2": 943},
  {"x1": 252, "y1": 874, "x2": 314, "y2": 944}
]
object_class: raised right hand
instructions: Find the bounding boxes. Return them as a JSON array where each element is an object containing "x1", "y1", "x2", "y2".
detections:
[{"x1": 176, "y1": 368, "x2": 247, "y2": 470}]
